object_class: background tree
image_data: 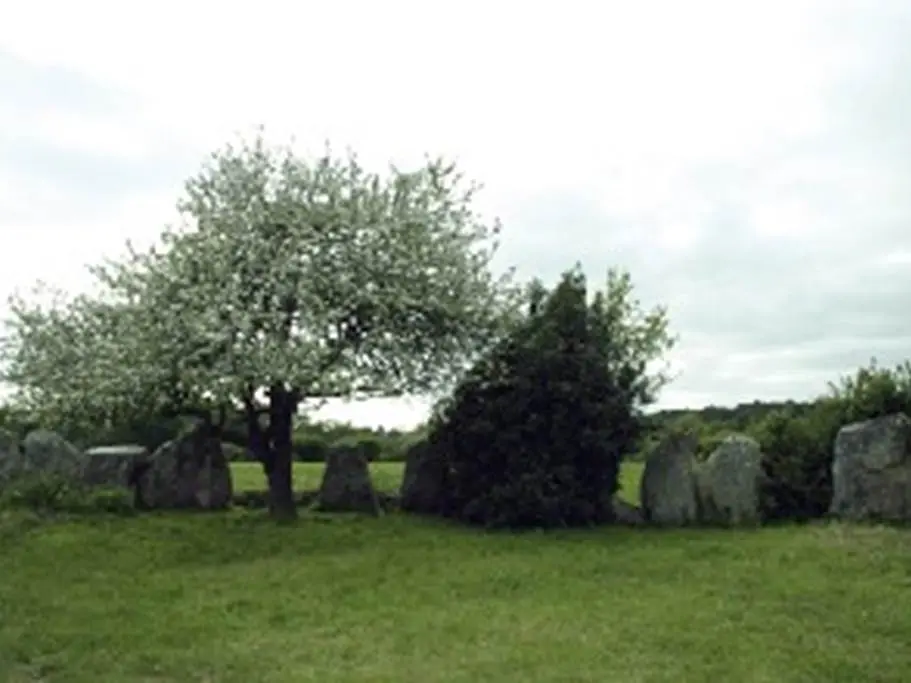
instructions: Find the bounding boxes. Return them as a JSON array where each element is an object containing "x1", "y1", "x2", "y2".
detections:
[{"x1": 2, "y1": 132, "x2": 521, "y2": 518}]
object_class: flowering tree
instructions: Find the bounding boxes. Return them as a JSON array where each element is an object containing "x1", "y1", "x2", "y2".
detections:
[{"x1": 2, "y1": 133, "x2": 520, "y2": 517}]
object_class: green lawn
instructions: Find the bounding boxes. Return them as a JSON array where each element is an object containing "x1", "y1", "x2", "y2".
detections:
[
  {"x1": 1, "y1": 462, "x2": 909, "y2": 682},
  {"x1": 231, "y1": 460, "x2": 407, "y2": 495},
  {"x1": 230, "y1": 460, "x2": 646, "y2": 504}
]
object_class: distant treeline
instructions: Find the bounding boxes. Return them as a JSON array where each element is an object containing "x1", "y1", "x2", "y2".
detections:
[
  {"x1": 645, "y1": 399, "x2": 815, "y2": 433},
  {"x1": 0, "y1": 397, "x2": 810, "y2": 463},
  {"x1": 636, "y1": 399, "x2": 816, "y2": 461},
  {"x1": 1, "y1": 363, "x2": 907, "y2": 475},
  {"x1": 0, "y1": 403, "x2": 428, "y2": 463}
]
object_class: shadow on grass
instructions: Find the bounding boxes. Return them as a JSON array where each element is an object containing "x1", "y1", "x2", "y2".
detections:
[
  {"x1": 0, "y1": 504, "x2": 692, "y2": 575},
  {"x1": 7, "y1": 498, "x2": 908, "y2": 580}
]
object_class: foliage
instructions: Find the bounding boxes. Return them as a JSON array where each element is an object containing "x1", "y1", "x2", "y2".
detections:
[
  {"x1": 750, "y1": 359, "x2": 911, "y2": 521},
  {"x1": 638, "y1": 411, "x2": 739, "y2": 462},
  {"x1": 646, "y1": 399, "x2": 817, "y2": 433},
  {"x1": 0, "y1": 399, "x2": 429, "y2": 463},
  {"x1": 0, "y1": 474, "x2": 136, "y2": 515},
  {"x1": 0, "y1": 472, "x2": 80, "y2": 510},
  {"x1": 760, "y1": 359, "x2": 911, "y2": 520},
  {"x1": 828, "y1": 358, "x2": 911, "y2": 422},
  {"x1": 332, "y1": 436, "x2": 383, "y2": 462},
  {"x1": 428, "y1": 265, "x2": 675, "y2": 528},
  {"x1": 293, "y1": 439, "x2": 330, "y2": 462},
  {"x1": 221, "y1": 441, "x2": 252, "y2": 462},
  {"x1": 625, "y1": 357, "x2": 911, "y2": 522},
  {"x1": 355, "y1": 438, "x2": 383, "y2": 463},
  {"x1": 0, "y1": 400, "x2": 190, "y2": 451},
  {"x1": 0, "y1": 403, "x2": 39, "y2": 441},
  {"x1": 750, "y1": 405, "x2": 839, "y2": 521},
  {"x1": 1, "y1": 131, "x2": 521, "y2": 518}
]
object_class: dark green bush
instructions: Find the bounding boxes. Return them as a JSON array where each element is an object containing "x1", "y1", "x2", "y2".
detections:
[
  {"x1": 427, "y1": 267, "x2": 672, "y2": 529},
  {"x1": 752, "y1": 405, "x2": 840, "y2": 522},
  {"x1": 353, "y1": 438, "x2": 383, "y2": 462},
  {"x1": 0, "y1": 475, "x2": 136, "y2": 515},
  {"x1": 0, "y1": 472, "x2": 80, "y2": 511},
  {"x1": 380, "y1": 429, "x2": 427, "y2": 462},
  {"x1": 294, "y1": 439, "x2": 329, "y2": 462},
  {"x1": 752, "y1": 359, "x2": 911, "y2": 522},
  {"x1": 322, "y1": 437, "x2": 384, "y2": 462},
  {"x1": 221, "y1": 442, "x2": 251, "y2": 462},
  {"x1": 831, "y1": 359, "x2": 911, "y2": 423},
  {"x1": 81, "y1": 488, "x2": 138, "y2": 514},
  {"x1": 378, "y1": 446, "x2": 406, "y2": 462}
]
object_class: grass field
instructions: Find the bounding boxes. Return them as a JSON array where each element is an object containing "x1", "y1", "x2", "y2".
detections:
[
  {"x1": 1, "y1": 462, "x2": 909, "y2": 682},
  {"x1": 231, "y1": 460, "x2": 407, "y2": 496},
  {"x1": 229, "y1": 460, "x2": 646, "y2": 504}
]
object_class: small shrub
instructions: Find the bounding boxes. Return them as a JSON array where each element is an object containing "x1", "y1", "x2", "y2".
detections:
[
  {"x1": 831, "y1": 358, "x2": 911, "y2": 423},
  {"x1": 81, "y1": 488, "x2": 137, "y2": 514},
  {"x1": 354, "y1": 438, "x2": 383, "y2": 463},
  {"x1": 753, "y1": 360, "x2": 911, "y2": 522},
  {"x1": 381, "y1": 433, "x2": 424, "y2": 462},
  {"x1": 0, "y1": 474, "x2": 136, "y2": 515},
  {"x1": 753, "y1": 405, "x2": 839, "y2": 522},
  {"x1": 221, "y1": 442, "x2": 250, "y2": 462},
  {"x1": 696, "y1": 429, "x2": 741, "y2": 461},
  {"x1": 325, "y1": 437, "x2": 384, "y2": 463},
  {"x1": 0, "y1": 472, "x2": 81, "y2": 510},
  {"x1": 294, "y1": 439, "x2": 329, "y2": 462}
]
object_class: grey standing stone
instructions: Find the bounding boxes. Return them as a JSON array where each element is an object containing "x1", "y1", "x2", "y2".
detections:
[
  {"x1": 829, "y1": 413, "x2": 911, "y2": 522},
  {"x1": 612, "y1": 497, "x2": 646, "y2": 526},
  {"x1": 640, "y1": 431, "x2": 700, "y2": 526},
  {"x1": 696, "y1": 434, "x2": 763, "y2": 525},
  {"x1": 317, "y1": 446, "x2": 381, "y2": 515},
  {"x1": 136, "y1": 427, "x2": 232, "y2": 510},
  {"x1": 15, "y1": 430, "x2": 87, "y2": 482},
  {"x1": 84, "y1": 444, "x2": 149, "y2": 489},
  {"x1": 400, "y1": 441, "x2": 446, "y2": 515}
]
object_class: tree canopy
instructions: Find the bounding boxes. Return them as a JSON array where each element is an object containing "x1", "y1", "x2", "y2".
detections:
[{"x1": 2, "y1": 133, "x2": 522, "y2": 517}]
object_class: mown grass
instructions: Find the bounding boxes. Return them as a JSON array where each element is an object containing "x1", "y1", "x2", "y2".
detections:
[
  {"x1": 1, "y1": 462, "x2": 909, "y2": 683},
  {"x1": 229, "y1": 460, "x2": 646, "y2": 504},
  {"x1": 230, "y1": 460, "x2": 406, "y2": 495}
]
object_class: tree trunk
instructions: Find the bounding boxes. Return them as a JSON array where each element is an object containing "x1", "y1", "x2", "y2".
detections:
[
  {"x1": 266, "y1": 387, "x2": 297, "y2": 520},
  {"x1": 266, "y1": 447, "x2": 296, "y2": 520}
]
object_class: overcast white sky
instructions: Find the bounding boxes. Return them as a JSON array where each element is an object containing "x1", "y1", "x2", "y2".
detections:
[{"x1": 2, "y1": 0, "x2": 910, "y2": 429}]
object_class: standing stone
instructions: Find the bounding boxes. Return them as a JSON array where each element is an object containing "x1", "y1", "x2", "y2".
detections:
[
  {"x1": 640, "y1": 431, "x2": 699, "y2": 525},
  {"x1": 317, "y1": 446, "x2": 381, "y2": 515},
  {"x1": 696, "y1": 434, "x2": 763, "y2": 525},
  {"x1": 830, "y1": 413, "x2": 911, "y2": 522},
  {"x1": 400, "y1": 441, "x2": 446, "y2": 515},
  {"x1": 136, "y1": 427, "x2": 232, "y2": 510},
  {"x1": 83, "y1": 444, "x2": 149, "y2": 490},
  {"x1": 15, "y1": 430, "x2": 87, "y2": 482},
  {"x1": 612, "y1": 497, "x2": 646, "y2": 526}
]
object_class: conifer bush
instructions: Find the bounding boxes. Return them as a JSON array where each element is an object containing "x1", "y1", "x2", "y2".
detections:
[{"x1": 427, "y1": 266, "x2": 674, "y2": 529}]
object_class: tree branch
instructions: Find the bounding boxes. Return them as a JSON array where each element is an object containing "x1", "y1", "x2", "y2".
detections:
[{"x1": 242, "y1": 382, "x2": 272, "y2": 470}]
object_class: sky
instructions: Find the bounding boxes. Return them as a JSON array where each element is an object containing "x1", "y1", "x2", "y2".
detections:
[{"x1": 2, "y1": 0, "x2": 911, "y2": 429}]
